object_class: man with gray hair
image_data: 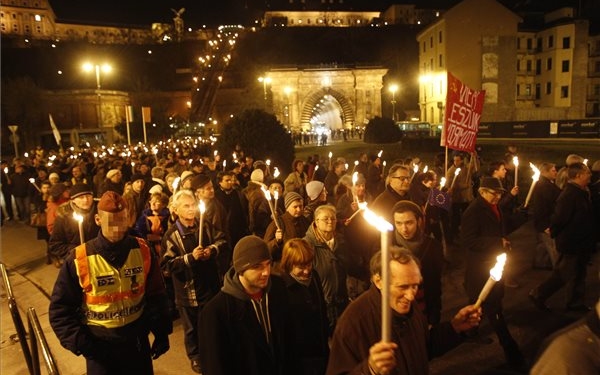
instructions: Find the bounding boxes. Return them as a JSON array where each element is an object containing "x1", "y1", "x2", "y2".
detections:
[{"x1": 327, "y1": 247, "x2": 481, "y2": 375}]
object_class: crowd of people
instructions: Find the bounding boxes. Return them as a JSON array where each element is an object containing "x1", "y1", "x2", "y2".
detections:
[{"x1": 1, "y1": 140, "x2": 599, "y2": 375}]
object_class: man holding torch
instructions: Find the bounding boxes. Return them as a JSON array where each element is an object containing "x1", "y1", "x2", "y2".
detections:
[
  {"x1": 461, "y1": 177, "x2": 527, "y2": 371},
  {"x1": 327, "y1": 247, "x2": 481, "y2": 375}
]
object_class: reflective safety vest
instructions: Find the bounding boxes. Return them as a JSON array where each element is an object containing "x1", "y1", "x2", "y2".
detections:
[{"x1": 75, "y1": 238, "x2": 151, "y2": 329}]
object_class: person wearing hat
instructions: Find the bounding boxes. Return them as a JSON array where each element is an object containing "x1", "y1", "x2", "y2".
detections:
[
  {"x1": 304, "y1": 180, "x2": 328, "y2": 223},
  {"x1": 461, "y1": 176, "x2": 527, "y2": 371},
  {"x1": 198, "y1": 235, "x2": 297, "y2": 374},
  {"x1": 264, "y1": 191, "x2": 310, "y2": 262},
  {"x1": 160, "y1": 189, "x2": 226, "y2": 373},
  {"x1": 48, "y1": 183, "x2": 100, "y2": 266},
  {"x1": 97, "y1": 168, "x2": 124, "y2": 197},
  {"x1": 123, "y1": 173, "x2": 146, "y2": 229},
  {"x1": 49, "y1": 191, "x2": 172, "y2": 375}
]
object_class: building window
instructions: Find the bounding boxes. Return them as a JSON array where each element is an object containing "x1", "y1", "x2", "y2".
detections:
[
  {"x1": 562, "y1": 60, "x2": 570, "y2": 72},
  {"x1": 595, "y1": 61, "x2": 600, "y2": 73},
  {"x1": 536, "y1": 37, "x2": 542, "y2": 50},
  {"x1": 516, "y1": 60, "x2": 521, "y2": 71},
  {"x1": 593, "y1": 84, "x2": 600, "y2": 96},
  {"x1": 547, "y1": 58, "x2": 552, "y2": 70},
  {"x1": 535, "y1": 59, "x2": 541, "y2": 75},
  {"x1": 535, "y1": 83, "x2": 541, "y2": 99},
  {"x1": 546, "y1": 82, "x2": 551, "y2": 94},
  {"x1": 439, "y1": 54, "x2": 443, "y2": 67},
  {"x1": 439, "y1": 30, "x2": 442, "y2": 43},
  {"x1": 525, "y1": 84, "x2": 531, "y2": 96},
  {"x1": 516, "y1": 37, "x2": 521, "y2": 49},
  {"x1": 423, "y1": 41, "x2": 426, "y2": 53},
  {"x1": 526, "y1": 60, "x2": 532, "y2": 72},
  {"x1": 561, "y1": 85, "x2": 569, "y2": 98},
  {"x1": 516, "y1": 85, "x2": 520, "y2": 96},
  {"x1": 562, "y1": 36, "x2": 570, "y2": 49},
  {"x1": 430, "y1": 36, "x2": 433, "y2": 48},
  {"x1": 548, "y1": 35, "x2": 554, "y2": 48},
  {"x1": 527, "y1": 38, "x2": 532, "y2": 49}
]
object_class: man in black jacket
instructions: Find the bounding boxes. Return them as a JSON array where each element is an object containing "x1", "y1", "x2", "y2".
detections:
[
  {"x1": 530, "y1": 162, "x2": 595, "y2": 312},
  {"x1": 530, "y1": 162, "x2": 561, "y2": 269},
  {"x1": 199, "y1": 235, "x2": 297, "y2": 375},
  {"x1": 462, "y1": 177, "x2": 526, "y2": 371}
]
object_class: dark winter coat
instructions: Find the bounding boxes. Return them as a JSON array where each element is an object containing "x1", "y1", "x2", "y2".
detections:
[
  {"x1": 198, "y1": 269, "x2": 298, "y2": 375},
  {"x1": 326, "y1": 285, "x2": 462, "y2": 375},
  {"x1": 49, "y1": 201, "x2": 100, "y2": 260},
  {"x1": 550, "y1": 182, "x2": 596, "y2": 255}
]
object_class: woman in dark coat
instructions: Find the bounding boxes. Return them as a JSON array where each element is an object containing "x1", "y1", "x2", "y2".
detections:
[{"x1": 278, "y1": 238, "x2": 329, "y2": 375}]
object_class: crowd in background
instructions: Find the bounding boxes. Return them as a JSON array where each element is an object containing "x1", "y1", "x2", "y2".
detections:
[{"x1": 1, "y1": 139, "x2": 599, "y2": 374}]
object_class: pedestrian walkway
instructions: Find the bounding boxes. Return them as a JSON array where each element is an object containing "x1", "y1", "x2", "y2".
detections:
[{"x1": 1, "y1": 218, "x2": 598, "y2": 374}]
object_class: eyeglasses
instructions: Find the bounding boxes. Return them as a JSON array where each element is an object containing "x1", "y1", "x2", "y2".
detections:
[
  {"x1": 390, "y1": 175, "x2": 410, "y2": 181},
  {"x1": 317, "y1": 217, "x2": 336, "y2": 222}
]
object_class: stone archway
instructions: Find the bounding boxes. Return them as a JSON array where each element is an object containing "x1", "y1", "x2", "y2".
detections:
[
  {"x1": 300, "y1": 87, "x2": 355, "y2": 131},
  {"x1": 267, "y1": 65, "x2": 388, "y2": 132}
]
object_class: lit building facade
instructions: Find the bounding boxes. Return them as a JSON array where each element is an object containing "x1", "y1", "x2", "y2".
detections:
[{"x1": 417, "y1": 0, "x2": 598, "y2": 125}]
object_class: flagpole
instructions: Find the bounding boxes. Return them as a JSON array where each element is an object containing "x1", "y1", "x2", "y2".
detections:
[{"x1": 141, "y1": 106, "x2": 148, "y2": 144}]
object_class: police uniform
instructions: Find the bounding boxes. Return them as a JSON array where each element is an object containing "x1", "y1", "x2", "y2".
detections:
[{"x1": 49, "y1": 191, "x2": 172, "y2": 375}]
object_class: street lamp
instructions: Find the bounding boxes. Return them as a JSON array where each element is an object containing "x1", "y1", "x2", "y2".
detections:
[
  {"x1": 284, "y1": 86, "x2": 292, "y2": 129},
  {"x1": 258, "y1": 76, "x2": 272, "y2": 108},
  {"x1": 389, "y1": 84, "x2": 398, "y2": 121},
  {"x1": 82, "y1": 62, "x2": 112, "y2": 129}
]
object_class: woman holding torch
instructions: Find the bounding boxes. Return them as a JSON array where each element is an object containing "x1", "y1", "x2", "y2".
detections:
[{"x1": 461, "y1": 177, "x2": 527, "y2": 372}]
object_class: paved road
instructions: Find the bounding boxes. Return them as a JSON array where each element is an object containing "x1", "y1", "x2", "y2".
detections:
[{"x1": 1, "y1": 218, "x2": 598, "y2": 375}]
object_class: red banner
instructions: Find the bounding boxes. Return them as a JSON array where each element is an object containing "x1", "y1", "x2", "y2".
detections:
[{"x1": 443, "y1": 72, "x2": 485, "y2": 152}]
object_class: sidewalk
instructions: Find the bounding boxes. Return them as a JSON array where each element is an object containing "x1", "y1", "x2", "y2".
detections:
[
  {"x1": 1, "y1": 218, "x2": 598, "y2": 374},
  {"x1": 0, "y1": 221, "x2": 189, "y2": 375}
]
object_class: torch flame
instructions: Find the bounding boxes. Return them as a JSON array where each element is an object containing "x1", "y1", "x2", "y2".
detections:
[
  {"x1": 440, "y1": 177, "x2": 447, "y2": 187},
  {"x1": 530, "y1": 162, "x2": 541, "y2": 182},
  {"x1": 72, "y1": 212, "x2": 83, "y2": 223},
  {"x1": 413, "y1": 164, "x2": 419, "y2": 174},
  {"x1": 352, "y1": 172, "x2": 358, "y2": 185},
  {"x1": 172, "y1": 177, "x2": 181, "y2": 190},
  {"x1": 423, "y1": 165, "x2": 428, "y2": 173},
  {"x1": 29, "y1": 178, "x2": 35, "y2": 183},
  {"x1": 261, "y1": 186, "x2": 272, "y2": 200},
  {"x1": 377, "y1": 150, "x2": 383, "y2": 158},
  {"x1": 328, "y1": 152, "x2": 332, "y2": 158},
  {"x1": 363, "y1": 207, "x2": 393, "y2": 232},
  {"x1": 513, "y1": 156, "x2": 519, "y2": 168},
  {"x1": 490, "y1": 253, "x2": 507, "y2": 281},
  {"x1": 454, "y1": 167, "x2": 461, "y2": 176},
  {"x1": 266, "y1": 159, "x2": 271, "y2": 166},
  {"x1": 198, "y1": 200, "x2": 206, "y2": 214},
  {"x1": 273, "y1": 167, "x2": 280, "y2": 178},
  {"x1": 354, "y1": 160, "x2": 359, "y2": 166},
  {"x1": 383, "y1": 161, "x2": 387, "y2": 166},
  {"x1": 583, "y1": 158, "x2": 588, "y2": 166}
]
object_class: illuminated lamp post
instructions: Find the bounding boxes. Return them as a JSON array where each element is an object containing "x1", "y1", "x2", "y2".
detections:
[
  {"x1": 389, "y1": 84, "x2": 398, "y2": 121},
  {"x1": 82, "y1": 62, "x2": 112, "y2": 132}
]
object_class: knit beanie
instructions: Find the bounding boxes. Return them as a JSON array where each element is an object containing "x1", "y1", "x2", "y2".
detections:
[
  {"x1": 233, "y1": 235, "x2": 271, "y2": 274},
  {"x1": 70, "y1": 183, "x2": 92, "y2": 199},
  {"x1": 305, "y1": 181, "x2": 325, "y2": 201},
  {"x1": 250, "y1": 169, "x2": 264, "y2": 183},
  {"x1": 284, "y1": 192, "x2": 303, "y2": 210}
]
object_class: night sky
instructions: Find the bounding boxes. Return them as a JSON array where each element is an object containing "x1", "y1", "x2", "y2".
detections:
[{"x1": 47, "y1": 0, "x2": 589, "y2": 28}]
